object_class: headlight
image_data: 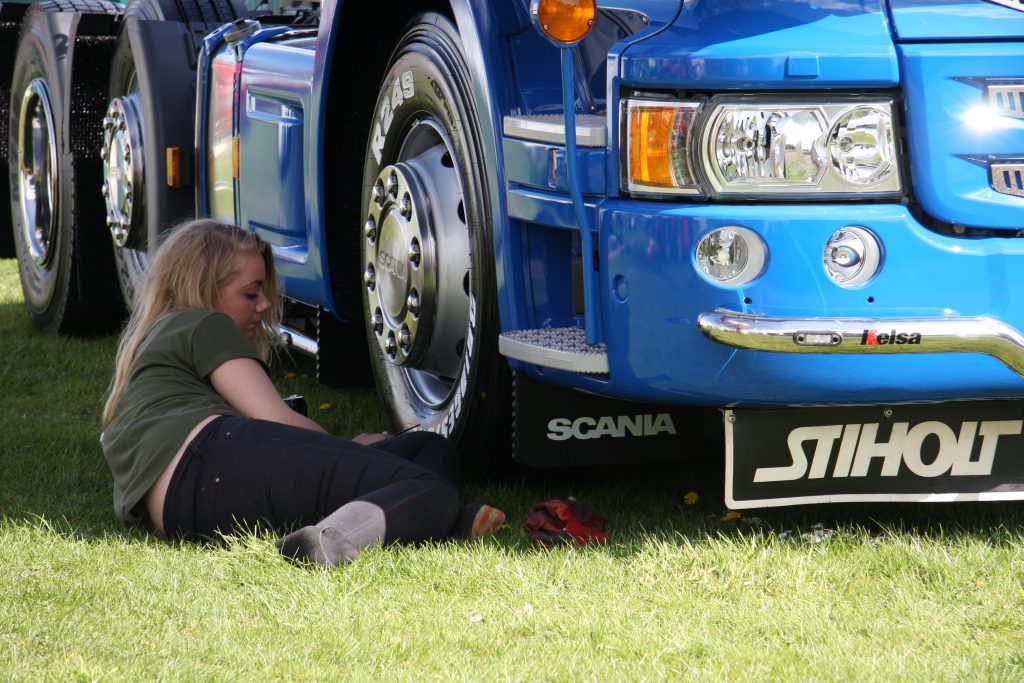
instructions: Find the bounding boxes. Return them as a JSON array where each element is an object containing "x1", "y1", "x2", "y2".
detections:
[{"x1": 621, "y1": 95, "x2": 903, "y2": 198}]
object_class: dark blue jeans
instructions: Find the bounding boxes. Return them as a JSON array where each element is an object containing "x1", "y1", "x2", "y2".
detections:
[{"x1": 163, "y1": 416, "x2": 462, "y2": 543}]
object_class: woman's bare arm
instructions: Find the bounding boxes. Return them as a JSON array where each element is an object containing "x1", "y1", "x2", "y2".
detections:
[{"x1": 210, "y1": 357, "x2": 327, "y2": 432}]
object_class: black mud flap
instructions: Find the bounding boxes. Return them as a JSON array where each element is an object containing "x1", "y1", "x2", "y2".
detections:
[
  {"x1": 512, "y1": 370, "x2": 712, "y2": 468},
  {"x1": 726, "y1": 401, "x2": 1024, "y2": 509}
]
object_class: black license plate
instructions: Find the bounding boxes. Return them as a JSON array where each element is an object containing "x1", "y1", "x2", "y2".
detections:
[{"x1": 726, "y1": 401, "x2": 1024, "y2": 509}]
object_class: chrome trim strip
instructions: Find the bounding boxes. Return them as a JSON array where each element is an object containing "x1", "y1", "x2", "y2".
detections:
[
  {"x1": 278, "y1": 324, "x2": 317, "y2": 356},
  {"x1": 499, "y1": 327, "x2": 609, "y2": 374},
  {"x1": 987, "y1": 83, "x2": 1024, "y2": 119},
  {"x1": 503, "y1": 114, "x2": 607, "y2": 148},
  {"x1": 991, "y1": 162, "x2": 1024, "y2": 197},
  {"x1": 697, "y1": 308, "x2": 1024, "y2": 378}
]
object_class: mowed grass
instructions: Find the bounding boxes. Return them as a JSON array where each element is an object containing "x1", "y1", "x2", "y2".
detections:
[{"x1": 2, "y1": 258, "x2": 1024, "y2": 681}]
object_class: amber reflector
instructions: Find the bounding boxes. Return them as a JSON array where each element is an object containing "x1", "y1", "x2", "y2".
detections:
[
  {"x1": 537, "y1": 0, "x2": 597, "y2": 44},
  {"x1": 629, "y1": 107, "x2": 676, "y2": 188}
]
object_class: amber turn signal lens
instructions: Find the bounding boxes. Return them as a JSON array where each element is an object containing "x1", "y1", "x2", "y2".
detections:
[
  {"x1": 536, "y1": 0, "x2": 597, "y2": 45},
  {"x1": 628, "y1": 107, "x2": 676, "y2": 188},
  {"x1": 623, "y1": 99, "x2": 700, "y2": 195}
]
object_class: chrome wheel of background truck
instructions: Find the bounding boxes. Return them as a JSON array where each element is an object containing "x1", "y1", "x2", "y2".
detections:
[{"x1": 9, "y1": 1, "x2": 124, "y2": 334}]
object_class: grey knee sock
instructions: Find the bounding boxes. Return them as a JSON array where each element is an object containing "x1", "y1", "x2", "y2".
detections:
[
  {"x1": 276, "y1": 500, "x2": 387, "y2": 568},
  {"x1": 276, "y1": 526, "x2": 360, "y2": 568},
  {"x1": 314, "y1": 500, "x2": 387, "y2": 549}
]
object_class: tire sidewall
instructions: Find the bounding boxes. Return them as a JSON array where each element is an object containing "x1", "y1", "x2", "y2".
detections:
[
  {"x1": 9, "y1": 11, "x2": 73, "y2": 329},
  {"x1": 107, "y1": 27, "x2": 145, "y2": 306},
  {"x1": 361, "y1": 17, "x2": 504, "y2": 446}
]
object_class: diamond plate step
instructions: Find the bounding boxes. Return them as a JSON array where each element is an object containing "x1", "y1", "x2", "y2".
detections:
[
  {"x1": 503, "y1": 114, "x2": 607, "y2": 148},
  {"x1": 499, "y1": 327, "x2": 608, "y2": 374}
]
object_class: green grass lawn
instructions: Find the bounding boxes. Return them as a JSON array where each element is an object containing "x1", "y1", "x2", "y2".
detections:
[{"x1": 2, "y1": 258, "x2": 1024, "y2": 681}]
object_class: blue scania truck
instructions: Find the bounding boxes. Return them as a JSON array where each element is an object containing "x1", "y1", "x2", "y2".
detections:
[{"x1": 5, "y1": 0, "x2": 1024, "y2": 507}]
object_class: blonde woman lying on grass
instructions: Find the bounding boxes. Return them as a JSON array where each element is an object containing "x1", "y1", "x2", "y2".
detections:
[{"x1": 101, "y1": 219, "x2": 504, "y2": 567}]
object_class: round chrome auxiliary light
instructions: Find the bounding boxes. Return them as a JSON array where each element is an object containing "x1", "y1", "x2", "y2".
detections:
[
  {"x1": 695, "y1": 226, "x2": 767, "y2": 287},
  {"x1": 823, "y1": 225, "x2": 882, "y2": 287}
]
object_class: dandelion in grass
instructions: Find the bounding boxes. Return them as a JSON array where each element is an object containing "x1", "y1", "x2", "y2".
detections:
[
  {"x1": 319, "y1": 402, "x2": 331, "y2": 411},
  {"x1": 721, "y1": 510, "x2": 741, "y2": 522},
  {"x1": 683, "y1": 491, "x2": 699, "y2": 506},
  {"x1": 285, "y1": 371, "x2": 298, "y2": 379}
]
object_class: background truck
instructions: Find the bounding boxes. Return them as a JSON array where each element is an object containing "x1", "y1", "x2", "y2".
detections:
[{"x1": 4, "y1": 0, "x2": 1024, "y2": 507}]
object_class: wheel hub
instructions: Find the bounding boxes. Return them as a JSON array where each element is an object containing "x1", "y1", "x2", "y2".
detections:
[
  {"x1": 101, "y1": 95, "x2": 145, "y2": 249},
  {"x1": 365, "y1": 164, "x2": 434, "y2": 366},
  {"x1": 16, "y1": 78, "x2": 57, "y2": 268}
]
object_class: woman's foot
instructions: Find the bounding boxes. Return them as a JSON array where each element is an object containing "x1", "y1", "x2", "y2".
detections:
[
  {"x1": 276, "y1": 526, "x2": 360, "y2": 567},
  {"x1": 452, "y1": 504, "x2": 506, "y2": 539}
]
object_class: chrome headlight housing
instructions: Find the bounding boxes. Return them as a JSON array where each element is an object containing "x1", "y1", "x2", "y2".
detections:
[{"x1": 622, "y1": 95, "x2": 903, "y2": 199}]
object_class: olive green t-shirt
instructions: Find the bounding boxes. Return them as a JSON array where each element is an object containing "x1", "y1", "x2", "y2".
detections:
[{"x1": 100, "y1": 310, "x2": 264, "y2": 524}]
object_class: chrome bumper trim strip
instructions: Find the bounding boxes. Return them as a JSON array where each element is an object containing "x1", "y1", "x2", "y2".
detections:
[{"x1": 697, "y1": 308, "x2": 1024, "y2": 378}]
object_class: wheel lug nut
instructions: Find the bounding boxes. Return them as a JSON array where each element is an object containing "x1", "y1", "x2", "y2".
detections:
[
  {"x1": 386, "y1": 171, "x2": 399, "y2": 198},
  {"x1": 385, "y1": 332, "x2": 397, "y2": 356},
  {"x1": 372, "y1": 309, "x2": 383, "y2": 335},
  {"x1": 100, "y1": 146, "x2": 108, "y2": 160},
  {"x1": 364, "y1": 217, "x2": 376, "y2": 244},
  {"x1": 400, "y1": 194, "x2": 412, "y2": 219},
  {"x1": 398, "y1": 326, "x2": 411, "y2": 349},
  {"x1": 373, "y1": 180, "x2": 386, "y2": 205},
  {"x1": 101, "y1": 182, "x2": 108, "y2": 197},
  {"x1": 408, "y1": 239, "x2": 421, "y2": 268},
  {"x1": 364, "y1": 264, "x2": 376, "y2": 291},
  {"x1": 407, "y1": 290, "x2": 420, "y2": 316}
]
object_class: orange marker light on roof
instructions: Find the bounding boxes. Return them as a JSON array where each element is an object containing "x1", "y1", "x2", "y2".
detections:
[{"x1": 533, "y1": 0, "x2": 597, "y2": 46}]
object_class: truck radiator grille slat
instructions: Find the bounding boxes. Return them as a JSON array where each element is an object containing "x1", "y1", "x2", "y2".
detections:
[
  {"x1": 989, "y1": 84, "x2": 1024, "y2": 118},
  {"x1": 992, "y1": 163, "x2": 1024, "y2": 197}
]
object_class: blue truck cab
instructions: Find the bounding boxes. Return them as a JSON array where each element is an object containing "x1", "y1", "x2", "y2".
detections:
[{"x1": 6, "y1": 0, "x2": 1024, "y2": 506}]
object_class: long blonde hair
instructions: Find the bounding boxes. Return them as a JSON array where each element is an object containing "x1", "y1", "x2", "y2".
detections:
[{"x1": 102, "y1": 219, "x2": 282, "y2": 427}]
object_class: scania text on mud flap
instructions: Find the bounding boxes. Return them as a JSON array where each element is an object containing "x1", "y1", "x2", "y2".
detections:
[{"x1": 5, "y1": 0, "x2": 1024, "y2": 502}]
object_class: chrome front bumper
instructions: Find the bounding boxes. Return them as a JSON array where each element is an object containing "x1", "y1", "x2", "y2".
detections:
[{"x1": 697, "y1": 309, "x2": 1024, "y2": 379}]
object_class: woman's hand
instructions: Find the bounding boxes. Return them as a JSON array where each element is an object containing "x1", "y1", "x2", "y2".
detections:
[
  {"x1": 352, "y1": 432, "x2": 388, "y2": 446},
  {"x1": 210, "y1": 358, "x2": 327, "y2": 433}
]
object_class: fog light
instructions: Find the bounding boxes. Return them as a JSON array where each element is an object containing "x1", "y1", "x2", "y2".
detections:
[
  {"x1": 696, "y1": 226, "x2": 766, "y2": 286},
  {"x1": 823, "y1": 226, "x2": 881, "y2": 287}
]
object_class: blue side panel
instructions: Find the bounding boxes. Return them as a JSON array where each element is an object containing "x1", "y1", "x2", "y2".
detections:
[
  {"x1": 899, "y1": 42, "x2": 1024, "y2": 229},
  {"x1": 237, "y1": 38, "x2": 331, "y2": 305},
  {"x1": 887, "y1": 0, "x2": 1024, "y2": 41},
  {"x1": 619, "y1": 0, "x2": 898, "y2": 89}
]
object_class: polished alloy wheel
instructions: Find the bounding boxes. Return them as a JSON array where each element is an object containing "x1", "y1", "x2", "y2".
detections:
[
  {"x1": 16, "y1": 77, "x2": 57, "y2": 268},
  {"x1": 364, "y1": 119, "x2": 471, "y2": 409}
]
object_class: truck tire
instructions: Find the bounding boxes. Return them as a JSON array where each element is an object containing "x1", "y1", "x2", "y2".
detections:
[
  {"x1": 8, "y1": 1, "x2": 124, "y2": 334},
  {"x1": 0, "y1": 4, "x2": 30, "y2": 259},
  {"x1": 360, "y1": 14, "x2": 512, "y2": 472},
  {"x1": 104, "y1": 0, "x2": 246, "y2": 306}
]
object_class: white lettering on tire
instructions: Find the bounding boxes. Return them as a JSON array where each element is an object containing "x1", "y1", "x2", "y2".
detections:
[{"x1": 372, "y1": 70, "x2": 414, "y2": 164}]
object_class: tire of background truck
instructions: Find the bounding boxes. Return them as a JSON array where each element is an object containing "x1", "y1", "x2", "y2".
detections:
[
  {"x1": 8, "y1": 0, "x2": 125, "y2": 334},
  {"x1": 0, "y1": 4, "x2": 31, "y2": 259},
  {"x1": 104, "y1": 0, "x2": 246, "y2": 307},
  {"x1": 360, "y1": 14, "x2": 513, "y2": 474}
]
